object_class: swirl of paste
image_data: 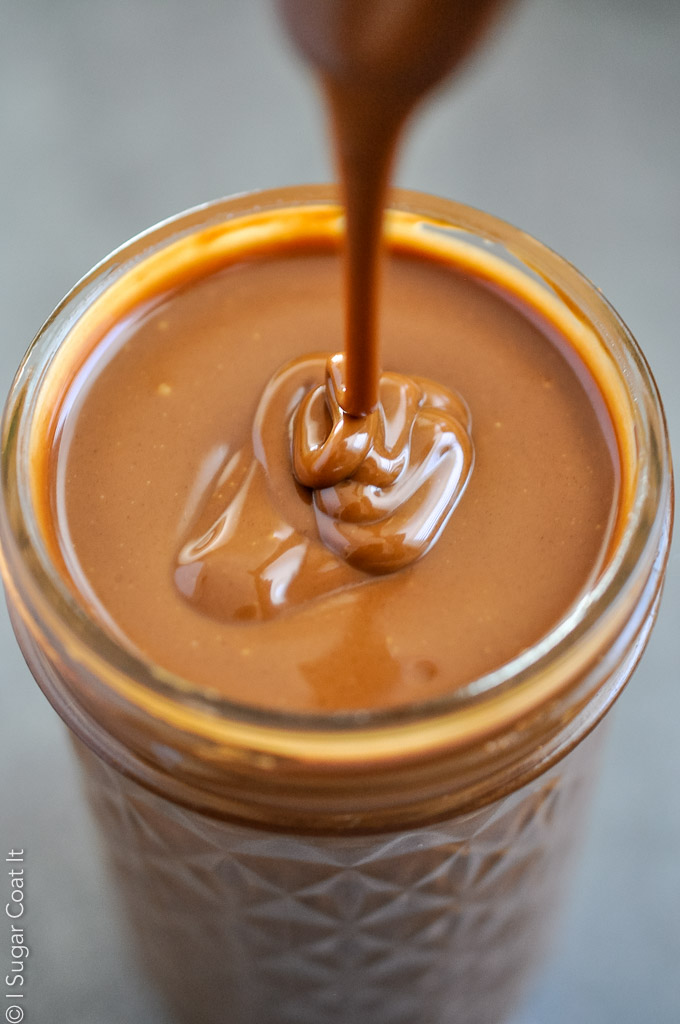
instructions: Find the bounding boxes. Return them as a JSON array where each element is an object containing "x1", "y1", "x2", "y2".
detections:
[
  {"x1": 174, "y1": 353, "x2": 472, "y2": 621},
  {"x1": 292, "y1": 354, "x2": 473, "y2": 573}
]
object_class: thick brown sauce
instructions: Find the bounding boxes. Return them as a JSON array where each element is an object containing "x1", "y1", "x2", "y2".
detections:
[
  {"x1": 280, "y1": 0, "x2": 506, "y2": 413},
  {"x1": 48, "y1": 238, "x2": 620, "y2": 713},
  {"x1": 275, "y1": 1, "x2": 507, "y2": 576}
]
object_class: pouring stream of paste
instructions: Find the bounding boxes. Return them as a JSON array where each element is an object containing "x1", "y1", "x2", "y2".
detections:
[{"x1": 279, "y1": 0, "x2": 507, "y2": 415}]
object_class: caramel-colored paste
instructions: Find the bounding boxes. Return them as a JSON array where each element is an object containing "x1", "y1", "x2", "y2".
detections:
[{"x1": 42, "y1": 220, "x2": 620, "y2": 713}]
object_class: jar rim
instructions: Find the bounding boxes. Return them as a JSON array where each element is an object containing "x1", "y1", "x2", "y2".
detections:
[{"x1": 0, "y1": 185, "x2": 672, "y2": 763}]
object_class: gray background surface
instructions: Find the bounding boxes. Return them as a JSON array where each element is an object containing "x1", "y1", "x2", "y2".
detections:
[{"x1": 0, "y1": 1, "x2": 678, "y2": 1021}]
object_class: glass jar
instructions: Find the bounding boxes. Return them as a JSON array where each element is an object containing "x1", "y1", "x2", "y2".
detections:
[{"x1": 0, "y1": 187, "x2": 673, "y2": 1024}]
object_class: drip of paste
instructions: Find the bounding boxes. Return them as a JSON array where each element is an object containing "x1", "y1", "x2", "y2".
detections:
[{"x1": 174, "y1": 354, "x2": 472, "y2": 622}]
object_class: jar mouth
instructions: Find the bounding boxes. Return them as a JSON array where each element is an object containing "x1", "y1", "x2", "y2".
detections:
[{"x1": 0, "y1": 185, "x2": 672, "y2": 752}]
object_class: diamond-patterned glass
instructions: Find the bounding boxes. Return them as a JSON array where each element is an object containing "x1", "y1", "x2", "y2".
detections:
[{"x1": 75, "y1": 730, "x2": 601, "y2": 1024}]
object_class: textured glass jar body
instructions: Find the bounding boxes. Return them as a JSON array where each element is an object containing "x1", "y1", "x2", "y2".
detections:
[
  {"x1": 73, "y1": 732, "x2": 602, "y2": 1024},
  {"x1": 0, "y1": 189, "x2": 673, "y2": 1024}
]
